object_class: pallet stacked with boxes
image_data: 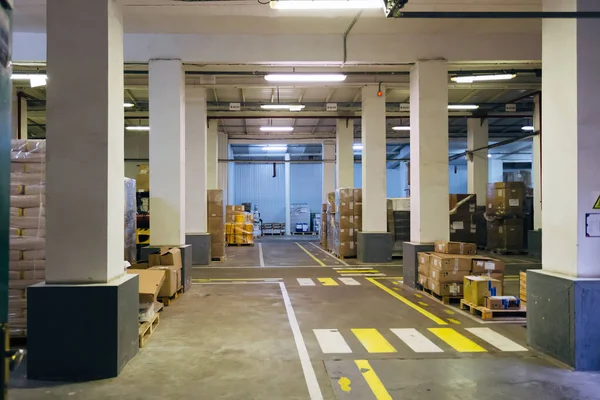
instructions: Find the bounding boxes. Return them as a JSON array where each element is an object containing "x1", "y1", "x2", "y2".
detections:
[
  {"x1": 10, "y1": 139, "x2": 46, "y2": 338},
  {"x1": 334, "y1": 188, "x2": 356, "y2": 258},
  {"x1": 353, "y1": 189, "x2": 362, "y2": 245},
  {"x1": 207, "y1": 189, "x2": 226, "y2": 261},
  {"x1": 486, "y1": 182, "x2": 525, "y2": 253},
  {"x1": 320, "y1": 203, "x2": 328, "y2": 249},
  {"x1": 449, "y1": 194, "x2": 477, "y2": 244},
  {"x1": 388, "y1": 198, "x2": 410, "y2": 243},
  {"x1": 225, "y1": 205, "x2": 254, "y2": 245},
  {"x1": 326, "y1": 192, "x2": 335, "y2": 253}
]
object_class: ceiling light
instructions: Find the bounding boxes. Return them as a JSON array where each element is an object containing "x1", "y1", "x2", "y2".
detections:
[
  {"x1": 264, "y1": 74, "x2": 347, "y2": 83},
  {"x1": 260, "y1": 126, "x2": 294, "y2": 132},
  {"x1": 353, "y1": 144, "x2": 363, "y2": 151},
  {"x1": 11, "y1": 73, "x2": 47, "y2": 81},
  {"x1": 451, "y1": 74, "x2": 516, "y2": 83},
  {"x1": 126, "y1": 126, "x2": 150, "y2": 131},
  {"x1": 260, "y1": 104, "x2": 306, "y2": 111},
  {"x1": 448, "y1": 105, "x2": 479, "y2": 110},
  {"x1": 123, "y1": 103, "x2": 135, "y2": 108},
  {"x1": 262, "y1": 145, "x2": 288, "y2": 151},
  {"x1": 488, "y1": 154, "x2": 492, "y2": 158},
  {"x1": 521, "y1": 126, "x2": 535, "y2": 131},
  {"x1": 392, "y1": 126, "x2": 410, "y2": 131},
  {"x1": 29, "y1": 75, "x2": 47, "y2": 88},
  {"x1": 270, "y1": 0, "x2": 383, "y2": 9}
]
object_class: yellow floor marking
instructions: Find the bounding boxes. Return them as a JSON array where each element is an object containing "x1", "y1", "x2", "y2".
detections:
[
  {"x1": 447, "y1": 318, "x2": 461, "y2": 325},
  {"x1": 338, "y1": 377, "x2": 352, "y2": 393},
  {"x1": 417, "y1": 301, "x2": 429, "y2": 307},
  {"x1": 295, "y1": 242, "x2": 326, "y2": 267},
  {"x1": 337, "y1": 270, "x2": 379, "y2": 274},
  {"x1": 393, "y1": 287, "x2": 400, "y2": 291},
  {"x1": 355, "y1": 360, "x2": 392, "y2": 400},
  {"x1": 352, "y1": 329, "x2": 397, "y2": 353},
  {"x1": 444, "y1": 309, "x2": 455, "y2": 315},
  {"x1": 428, "y1": 328, "x2": 487, "y2": 352},
  {"x1": 414, "y1": 293, "x2": 423, "y2": 298},
  {"x1": 366, "y1": 278, "x2": 448, "y2": 325},
  {"x1": 318, "y1": 278, "x2": 338, "y2": 286}
]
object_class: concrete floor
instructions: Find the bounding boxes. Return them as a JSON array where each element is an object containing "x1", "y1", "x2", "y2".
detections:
[{"x1": 10, "y1": 238, "x2": 600, "y2": 399}]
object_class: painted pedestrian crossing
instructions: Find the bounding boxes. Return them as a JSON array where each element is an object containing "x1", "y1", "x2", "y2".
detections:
[
  {"x1": 333, "y1": 267, "x2": 386, "y2": 277},
  {"x1": 297, "y1": 277, "x2": 361, "y2": 286},
  {"x1": 312, "y1": 327, "x2": 528, "y2": 354}
]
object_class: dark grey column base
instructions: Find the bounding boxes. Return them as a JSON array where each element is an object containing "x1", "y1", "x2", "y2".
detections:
[
  {"x1": 528, "y1": 229, "x2": 542, "y2": 259},
  {"x1": 141, "y1": 244, "x2": 192, "y2": 292},
  {"x1": 185, "y1": 233, "x2": 211, "y2": 266},
  {"x1": 357, "y1": 232, "x2": 393, "y2": 263},
  {"x1": 402, "y1": 242, "x2": 434, "y2": 289},
  {"x1": 527, "y1": 270, "x2": 600, "y2": 371},
  {"x1": 27, "y1": 275, "x2": 139, "y2": 381}
]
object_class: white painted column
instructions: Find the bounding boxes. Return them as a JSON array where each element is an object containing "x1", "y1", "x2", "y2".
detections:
[
  {"x1": 532, "y1": 94, "x2": 542, "y2": 230},
  {"x1": 467, "y1": 118, "x2": 489, "y2": 206},
  {"x1": 361, "y1": 86, "x2": 387, "y2": 232},
  {"x1": 322, "y1": 140, "x2": 335, "y2": 202},
  {"x1": 542, "y1": 1, "x2": 600, "y2": 277},
  {"x1": 218, "y1": 132, "x2": 228, "y2": 203},
  {"x1": 285, "y1": 153, "x2": 291, "y2": 235},
  {"x1": 336, "y1": 119, "x2": 354, "y2": 188},
  {"x1": 11, "y1": 94, "x2": 27, "y2": 139},
  {"x1": 46, "y1": 0, "x2": 124, "y2": 283},
  {"x1": 149, "y1": 59, "x2": 185, "y2": 246},
  {"x1": 185, "y1": 87, "x2": 208, "y2": 234},
  {"x1": 207, "y1": 121, "x2": 219, "y2": 190},
  {"x1": 410, "y1": 60, "x2": 449, "y2": 243}
]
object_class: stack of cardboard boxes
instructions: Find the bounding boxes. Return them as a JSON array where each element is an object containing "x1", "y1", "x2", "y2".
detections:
[
  {"x1": 323, "y1": 188, "x2": 362, "y2": 258},
  {"x1": 520, "y1": 271, "x2": 527, "y2": 305},
  {"x1": 449, "y1": 194, "x2": 477, "y2": 243},
  {"x1": 326, "y1": 192, "x2": 336, "y2": 253},
  {"x1": 207, "y1": 189, "x2": 226, "y2": 260},
  {"x1": 486, "y1": 182, "x2": 525, "y2": 252},
  {"x1": 387, "y1": 198, "x2": 410, "y2": 243},
  {"x1": 320, "y1": 203, "x2": 328, "y2": 249},
  {"x1": 354, "y1": 189, "x2": 362, "y2": 245},
  {"x1": 225, "y1": 205, "x2": 254, "y2": 245}
]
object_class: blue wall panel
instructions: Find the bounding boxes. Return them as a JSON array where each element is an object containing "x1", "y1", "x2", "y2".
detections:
[
  {"x1": 234, "y1": 163, "x2": 286, "y2": 222},
  {"x1": 449, "y1": 164, "x2": 468, "y2": 194},
  {"x1": 354, "y1": 163, "x2": 408, "y2": 197},
  {"x1": 290, "y1": 163, "x2": 323, "y2": 214}
]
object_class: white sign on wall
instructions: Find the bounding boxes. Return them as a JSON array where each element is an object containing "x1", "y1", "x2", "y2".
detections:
[
  {"x1": 505, "y1": 104, "x2": 517, "y2": 112},
  {"x1": 229, "y1": 102, "x2": 241, "y2": 111},
  {"x1": 326, "y1": 103, "x2": 338, "y2": 112}
]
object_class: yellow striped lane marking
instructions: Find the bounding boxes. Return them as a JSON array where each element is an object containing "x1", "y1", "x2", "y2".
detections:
[
  {"x1": 366, "y1": 278, "x2": 448, "y2": 325},
  {"x1": 295, "y1": 242, "x2": 326, "y2": 267},
  {"x1": 351, "y1": 329, "x2": 397, "y2": 353},
  {"x1": 444, "y1": 309, "x2": 455, "y2": 315},
  {"x1": 318, "y1": 278, "x2": 338, "y2": 286},
  {"x1": 428, "y1": 328, "x2": 487, "y2": 352},
  {"x1": 417, "y1": 301, "x2": 429, "y2": 307},
  {"x1": 447, "y1": 318, "x2": 461, "y2": 325},
  {"x1": 337, "y1": 270, "x2": 379, "y2": 274},
  {"x1": 414, "y1": 293, "x2": 423, "y2": 298},
  {"x1": 355, "y1": 360, "x2": 392, "y2": 400}
]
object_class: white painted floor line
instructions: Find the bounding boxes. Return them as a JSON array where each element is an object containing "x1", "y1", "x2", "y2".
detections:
[
  {"x1": 308, "y1": 242, "x2": 350, "y2": 266},
  {"x1": 333, "y1": 267, "x2": 375, "y2": 270},
  {"x1": 340, "y1": 273, "x2": 386, "y2": 277},
  {"x1": 297, "y1": 278, "x2": 316, "y2": 286},
  {"x1": 192, "y1": 265, "x2": 327, "y2": 269},
  {"x1": 465, "y1": 328, "x2": 528, "y2": 352},
  {"x1": 390, "y1": 328, "x2": 444, "y2": 353},
  {"x1": 313, "y1": 329, "x2": 353, "y2": 354},
  {"x1": 338, "y1": 277, "x2": 361, "y2": 286},
  {"x1": 279, "y1": 282, "x2": 324, "y2": 400},
  {"x1": 258, "y1": 242, "x2": 266, "y2": 267}
]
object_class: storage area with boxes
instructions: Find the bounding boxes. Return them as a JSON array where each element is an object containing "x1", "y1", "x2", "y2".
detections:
[
  {"x1": 225, "y1": 205, "x2": 255, "y2": 246},
  {"x1": 486, "y1": 182, "x2": 526, "y2": 253},
  {"x1": 208, "y1": 189, "x2": 226, "y2": 261},
  {"x1": 322, "y1": 188, "x2": 362, "y2": 259}
]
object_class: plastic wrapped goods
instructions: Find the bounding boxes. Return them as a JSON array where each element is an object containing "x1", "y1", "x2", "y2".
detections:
[{"x1": 124, "y1": 178, "x2": 137, "y2": 263}]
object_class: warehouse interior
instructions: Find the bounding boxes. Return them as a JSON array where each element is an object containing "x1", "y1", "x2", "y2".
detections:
[{"x1": 4, "y1": 0, "x2": 600, "y2": 399}]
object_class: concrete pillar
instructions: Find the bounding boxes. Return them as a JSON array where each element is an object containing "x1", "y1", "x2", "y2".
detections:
[
  {"x1": 532, "y1": 94, "x2": 542, "y2": 230},
  {"x1": 358, "y1": 86, "x2": 392, "y2": 263},
  {"x1": 336, "y1": 118, "x2": 354, "y2": 188},
  {"x1": 11, "y1": 94, "x2": 27, "y2": 139},
  {"x1": 528, "y1": 0, "x2": 600, "y2": 371},
  {"x1": 322, "y1": 140, "x2": 335, "y2": 202},
  {"x1": 207, "y1": 120, "x2": 218, "y2": 190},
  {"x1": 218, "y1": 132, "x2": 228, "y2": 203},
  {"x1": 285, "y1": 153, "x2": 291, "y2": 235},
  {"x1": 467, "y1": 118, "x2": 488, "y2": 206},
  {"x1": 149, "y1": 59, "x2": 186, "y2": 246},
  {"x1": 29, "y1": 0, "x2": 138, "y2": 381},
  {"x1": 185, "y1": 87, "x2": 210, "y2": 265},
  {"x1": 403, "y1": 60, "x2": 448, "y2": 287}
]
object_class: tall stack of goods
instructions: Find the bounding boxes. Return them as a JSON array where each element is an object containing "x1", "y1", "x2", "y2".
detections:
[
  {"x1": 320, "y1": 203, "x2": 328, "y2": 249},
  {"x1": 449, "y1": 194, "x2": 477, "y2": 244},
  {"x1": 486, "y1": 182, "x2": 525, "y2": 252},
  {"x1": 124, "y1": 178, "x2": 137, "y2": 263},
  {"x1": 290, "y1": 203, "x2": 310, "y2": 233},
  {"x1": 10, "y1": 139, "x2": 46, "y2": 338},
  {"x1": 353, "y1": 189, "x2": 362, "y2": 245},
  {"x1": 225, "y1": 205, "x2": 254, "y2": 245},
  {"x1": 326, "y1": 192, "x2": 335, "y2": 253},
  {"x1": 388, "y1": 198, "x2": 410, "y2": 243},
  {"x1": 207, "y1": 189, "x2": 226, "y2": 260},
  {"x1": 334, "y1": 188, "x2": 356, "y2": 258}
]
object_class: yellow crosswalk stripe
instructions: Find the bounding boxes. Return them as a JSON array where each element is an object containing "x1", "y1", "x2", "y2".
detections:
[
  {"x1": 318, "y1": 278, "x2": 338, "y2": 286},
  {"x1": 352, "y1": 329, "x2": 397, "y2": 353},
  {"x1": 428, "y1": 328, "x2": 487, "y2": 353},
  {"x1": 355, "y1": 360, "x2": 392, "y2": 400},
  {"x1": 337, "y1": 270, "x2": 379, "y2": 274}
]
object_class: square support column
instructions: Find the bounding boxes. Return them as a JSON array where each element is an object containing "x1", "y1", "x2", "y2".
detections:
[
  {"x1": 529, "y1": 93, "x2": 542, "y2": 259},
  {"x1": 30, "y1": 0, "x2": 138, "y2": 381},
  {"x1": 528, "y1": 0, "x2": 600, "y2": 370},
  {"x1": 359, "y1": 86, "x2": 392, "y2": 263},
  {"x1": 149, "y1": 59, "x2": 186, "y2": 247},
  {"x1": 336, "y1": 119, "x2": 354, "y2": 188},
  {"x1": 207, "y1": 120, "x2": 218, "y2": 190},
  {"x1": 404, "y1": 60, "x2": 449, "y2": 287},
  {"x1": 218, "y1": 132, "x2": 228, "y2": 203},
  {"x1": 322, "y1": 141, "x2": 335, "y2": 202},
  {"x1": 467, "y1": 118, "x2": 488, "y2": 206},
  {"x1": 285, "y1": 153, "x2": 291, "y2": 235},
  {"x1": 185, "y1": 87, "x2": 210, "y2": 265}
]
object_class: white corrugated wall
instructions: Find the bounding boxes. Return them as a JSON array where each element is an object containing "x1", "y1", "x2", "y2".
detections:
[
  {"x1": 290, "y1": 163, "x2": 323, "y2": 214},
  {"x1": 234, "y1": 163, "x2": 286, "y2": 222}
]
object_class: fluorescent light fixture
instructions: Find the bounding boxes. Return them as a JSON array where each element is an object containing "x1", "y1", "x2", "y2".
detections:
[
  {"x1": 260, "y1": 104, "x2": 306, "y2": 111},
  {"x1": 11, "y1": 73, "x2": 47, "y2": 80},
  {"x1": 270, "y1": 0, "x2": 383, "y2": 9},
  {"x1": 29, "y1": 75, "x2": 47, "y2": 88},
  {"x1": 126, "y1": 126, "x2": 150, "y2": 132},
  {"x1": 392, "y1": 126, "x2": 410, "y2": 131},
  {"x1": 260, "y1": 126, "x2": 294, "y2": 132},
  {"x1": 488, "y1": 154, "x2": 492, "y2": 158},
  {"x1": 451, "y1": 74, "x2": 516, "y2": 83},
  {"x1": 353, "y1": 144, "x2": 363, "y2": 151},
  {"x1": 264, "y1": 74, "x2": 346, "y2": 83},
  {"x1": 521, "y1": 126, "x2": 535, "y2": 131},
  {"x1": 123, "y1": 103, "x2": 135, "y2": 108},
  {"x1": 262, "y1": 145, "x2": 288, "y2": 151},
  {"x1": 448, "y1": 104, "x2": 479, "y2": 110}
]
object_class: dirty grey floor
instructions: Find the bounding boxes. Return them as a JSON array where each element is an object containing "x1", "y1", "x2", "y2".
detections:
[{"x1": 10, "y1": 238, "x2": 600, "y2": 400}]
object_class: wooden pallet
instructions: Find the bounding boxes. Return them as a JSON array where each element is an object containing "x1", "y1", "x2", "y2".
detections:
[
  {"x1": 158, "y1": 287, "x2": 184, "y2": 306},
  {"x1": 417, "y1": 285, "x2": 462, "y2": 305},
  {"x1": 139, "y1": 313, "x2": 160, "y2": 348},
  {"x1": 292, "y1": 232, "x2": 317, "y2": 236},
  {"x1": 460, "y1": 299, "x2": 527, "y2": 321},
  {"x1": 328, "y1": 250, "x2": 356, "y2": 260}
]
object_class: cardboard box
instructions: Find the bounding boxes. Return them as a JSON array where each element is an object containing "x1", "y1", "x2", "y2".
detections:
[
  {"x1": 208, "y1": 202, "x2": 224, "y2": 217},
  {"x1": 211, "y1": 243, "x2": 225, "y2": 258},
  {"x1": 487, "y1": 182, "x2": 525, "y2": 216},
  {"x1": 487, "y1": 218, "x2": 524, "y2": 251},
  {"x1": 130, "y1": 262, "x2": 149, "y2": 270},
  {"x1": 353, "y1": 189, "x2": 362, "y2": 203},
  {"x1": 429, "y1": 253, "x2": 472, "y2": 271},
  {"x1": 208, "y1": 216, "x2": 224, "y2": 233},
  {"x1": 322, "y1": 203, "x2": 328, "y2": 212},
  {"x1": 234, "y1": 205, "x2": 245, "y2": 212},
  {"x1": 486, "y1": 295, "x2": 521, "y2": 310},
  {"x1": 417, "y1": 252, "x2": 431, "y2": 276},
  {"x1": 449, "y1": 194, "x2": 477, "y2": 215},
  {"x1": 136, "y1": 165, "x2": 149, "y2": 190},
  {"x1": 472, "y1": 257, "x2": 506, "y2": 273},
  {"x1": 354, "y1": 202, "x2": 362, "y2": 217},
  {"x1": 418, "y1": 252, "x2": 431, "y2": 266},
  {"x1": 429, "y1": 281, "x2": 463, "y2": 297},
  {"x1": 418, "y1": 274, "x2": 428, "y2": 287},
  {"x1": 339, "y1": 215, "x2": 354, "y2": 229},
  {"x1": 338, "y1": 228, "x2": 354, "y2": 242},
  {"x1": 434, "y1": 241, "x2": 476, "y2": 255},
  {"x1": 354, "y1": 215, "x2": 362, "y2": 231},
  {"x1": 449, "y1": 214, "x2": 477, "y2": 244},
  {"x1": 464, "y1": 276, "x2": 502, "y2": 306},
  {"x1": 148, "y1": 247, "x2": 182, "y2": 270},
  {"x1": 208, "y1": 189, "x2": 223, "y2": 204},
  {"x1": 474, "y1": 272, "x2": 504, "y2": 282},
  {"x1": 127, "y1": 269, "x2": 166, "y2": 304},
  {"x1": 149, "y1": 265, "x2": 182, "y2": 297},
  {"x1": 430, "y1": 268, "x2": 470, "y2": 284},
  {"x1": 226, "y1": 205, "x2": 236, "y2": 213}
]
